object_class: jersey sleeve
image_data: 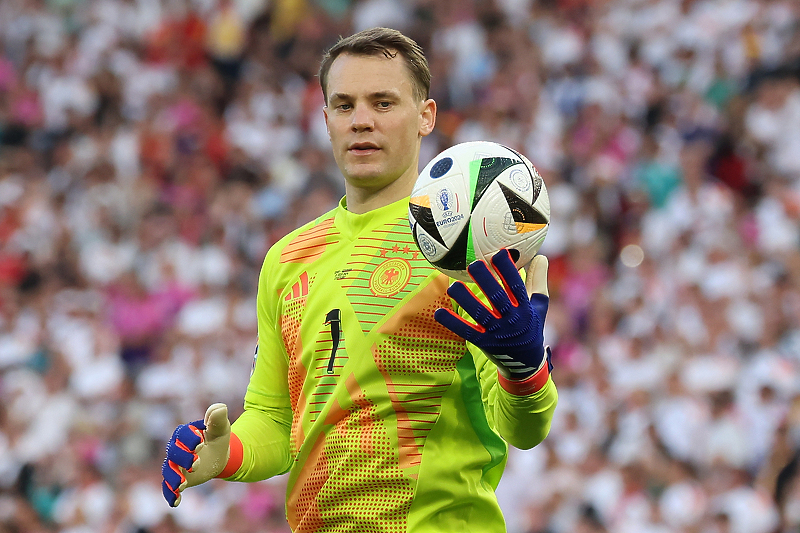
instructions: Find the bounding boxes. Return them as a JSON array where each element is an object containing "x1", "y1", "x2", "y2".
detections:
[
  {"x1": 227, "y1": 245, "x2": 294, "y2": 482},
  {"x1": 470, "y1": 346, "x2": 557, "y2": 450}
]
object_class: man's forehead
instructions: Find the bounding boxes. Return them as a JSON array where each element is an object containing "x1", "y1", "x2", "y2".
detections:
[{"x1": 326, "y1": 52, "x2": 414, "y2": 96}]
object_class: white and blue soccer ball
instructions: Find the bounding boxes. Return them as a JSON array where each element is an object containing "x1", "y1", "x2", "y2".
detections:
[{"x1": 409, "y1": 141, "x2": 550, "y2": 282}]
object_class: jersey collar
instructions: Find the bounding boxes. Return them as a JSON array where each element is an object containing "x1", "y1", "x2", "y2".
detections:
[{"x1": 335, "y1": 195, "x2": 410, "y2": 240}]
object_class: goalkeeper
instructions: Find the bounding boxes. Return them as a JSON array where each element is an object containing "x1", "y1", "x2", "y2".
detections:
[{"x1": 161, "y1": 27, "x2": 557, "y2": 532}]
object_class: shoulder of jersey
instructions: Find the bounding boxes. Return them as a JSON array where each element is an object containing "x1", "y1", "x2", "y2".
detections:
[{"x1": 263, "y1": 206, "x2": 340, "y2": 264}]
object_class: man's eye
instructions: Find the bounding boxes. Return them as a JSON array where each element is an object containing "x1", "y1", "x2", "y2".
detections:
[
  {"x1": 377, "y1": 101, "x2": 391, "y2": 108},
  {"x1": 337, "y1": 104, "x2": 352, "y2": 111}
]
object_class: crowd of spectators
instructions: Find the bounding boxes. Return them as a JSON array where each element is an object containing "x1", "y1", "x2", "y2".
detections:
[{"x1": 1, "y1": 0, "x2": 799, "y2": 531}]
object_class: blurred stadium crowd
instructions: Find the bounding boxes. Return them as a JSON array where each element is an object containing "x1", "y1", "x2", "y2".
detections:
[{"x1": 1, "y1": 0, "x2": 800, "y2": 532}]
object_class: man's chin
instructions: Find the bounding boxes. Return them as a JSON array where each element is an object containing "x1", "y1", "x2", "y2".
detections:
[{"x1": 343, "y1": 166, "x2": 387, "y2": 185}]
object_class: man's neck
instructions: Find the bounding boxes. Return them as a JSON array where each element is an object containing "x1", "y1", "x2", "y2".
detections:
[{"x1": 344, "y1": 173, "x2": 416, "y2": 214}]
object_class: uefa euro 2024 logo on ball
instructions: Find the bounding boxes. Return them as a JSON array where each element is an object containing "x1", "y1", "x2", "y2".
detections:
[{"x1": 436, "y1": 187, "x2": 452, "y2": 217}]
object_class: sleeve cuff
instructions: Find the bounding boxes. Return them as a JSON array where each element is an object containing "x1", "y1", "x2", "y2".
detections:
[
  {"x1": 497, "y1": 349, "x2": 551, "y2": 396},
  {"x1": 218, "y1": 432, "x2": 243, "y2": 479}
]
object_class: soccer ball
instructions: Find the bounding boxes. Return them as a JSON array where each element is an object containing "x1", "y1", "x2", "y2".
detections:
[{"x1": 409, "y1": 141, "x2": 550, "y2": 283}]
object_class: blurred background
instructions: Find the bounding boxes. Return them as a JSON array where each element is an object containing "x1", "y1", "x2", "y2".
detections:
[{"x1": 1, "y1": 0, "x2": 799, "y2": 532}]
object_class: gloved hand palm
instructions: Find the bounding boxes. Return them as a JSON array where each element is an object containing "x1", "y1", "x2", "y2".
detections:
[
  {"x1": 161, "y1": 403, "x2": 231, "y2": 507},
  {"x1": 435, "y1": 249, "x2": 549, "y2": 380}
]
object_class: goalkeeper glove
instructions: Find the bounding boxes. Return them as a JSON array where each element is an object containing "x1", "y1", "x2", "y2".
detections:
[
  {"x1": 435, "y1": 249, "x2": 551, "y2": 384},
  {"x1": 161, "y1": 403, "x2": 236, "y2": 507}
]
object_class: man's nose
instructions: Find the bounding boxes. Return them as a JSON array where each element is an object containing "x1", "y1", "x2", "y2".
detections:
[{"x1": 351, "y1": 105, "x2": 374, "y2": 132}]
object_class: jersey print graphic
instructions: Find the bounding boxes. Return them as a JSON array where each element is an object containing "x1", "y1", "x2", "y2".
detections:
[
  {"x1": 280, "y1": 217, "x2": 337, "y2": 264},
  {"x1": 339, "y1": 217, "x2": 432, "y2": 334},
  {"x1": 287, "y1": 375, "x2": 414, "y2": 533},
  {"x1": 285, "y1": 271, "x2": 310, "y2": 301},
  {"x1": 374, "y1": 274, "x2": 464, "y2": 473},
  {"x1": 281, "y1": 267, "x2": 316, "y2": 453},
  {"x1": 369, "y1": 257, "x2": 412, "y2": 297}
]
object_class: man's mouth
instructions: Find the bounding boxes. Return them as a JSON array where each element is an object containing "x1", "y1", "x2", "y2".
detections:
[{"x1": 349, "y1": 142, "x2": 380, "y2": 155}]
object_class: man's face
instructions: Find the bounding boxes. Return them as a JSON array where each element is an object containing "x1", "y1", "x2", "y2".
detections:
[{"x1": 323, "y1": 52, "x2": 435, "y2": 196}]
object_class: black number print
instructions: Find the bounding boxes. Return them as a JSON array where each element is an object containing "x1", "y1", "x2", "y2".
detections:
[{"x1": 324, "y1": 309, "x2": 341, "y2": 375}]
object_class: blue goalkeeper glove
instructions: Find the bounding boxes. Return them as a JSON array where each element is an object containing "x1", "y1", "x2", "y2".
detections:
[
  {"x1": 434, "y1": 249, "x2": 550, "y2": 381},
  {"x1": 161, "y1": 403, "x2": 233, "y2": 507}
]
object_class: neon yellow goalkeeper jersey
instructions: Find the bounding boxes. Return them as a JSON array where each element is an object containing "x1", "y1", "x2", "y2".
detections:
[{"x1": 229, "y1": 196, "x2": 557, "y2": 533}]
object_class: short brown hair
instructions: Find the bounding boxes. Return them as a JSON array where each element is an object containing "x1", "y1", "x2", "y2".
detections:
[{"x1": 318, "y1": 27, "x2": 431, "y2": 105}]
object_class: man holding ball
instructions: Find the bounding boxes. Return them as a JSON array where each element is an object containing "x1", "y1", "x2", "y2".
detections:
[{"x1": 161, "y1": 27, "x2": 556, "y2": 532}]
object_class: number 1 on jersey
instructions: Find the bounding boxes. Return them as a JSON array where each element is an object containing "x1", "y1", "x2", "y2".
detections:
[{"x1": 324, "y1": 309, "x2": 341, "y2": 375}]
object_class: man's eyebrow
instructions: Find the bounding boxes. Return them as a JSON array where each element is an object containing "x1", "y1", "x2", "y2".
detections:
[
  {"x1": 369, "y1": 90, "x2": 401, "y2": 100},
  {"x1": 329, "y1": 90, "x2": 402, "y2": 101}
]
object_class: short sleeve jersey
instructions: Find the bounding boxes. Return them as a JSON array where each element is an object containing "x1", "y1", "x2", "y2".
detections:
[{"x1": 233, "y1": 196, "x2": 557, "y2": 533}]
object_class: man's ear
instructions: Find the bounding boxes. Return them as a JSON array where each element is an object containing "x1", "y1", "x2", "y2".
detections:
[
  {"x1": 419, "y1": 99, "x2": 436, "y2": 137},
  {"x1": 323, "y1": 105, "x2": 330, "y2": 135}
]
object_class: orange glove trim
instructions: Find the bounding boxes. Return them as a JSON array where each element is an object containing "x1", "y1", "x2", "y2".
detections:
[
  {"x1": 217, "y1": 432, "x2": 243, "y2": 479},
  {"x1": 497, "y1": 360, "x2": 550, "y2": 396}
]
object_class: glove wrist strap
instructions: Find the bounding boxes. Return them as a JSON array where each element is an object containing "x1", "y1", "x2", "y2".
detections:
[
  {"x1": 497, "y1": 346, "x2": 551, "y2": 396},
  {"x1": 217, "y1": 432, "x2": 243, "y2": 479}
]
